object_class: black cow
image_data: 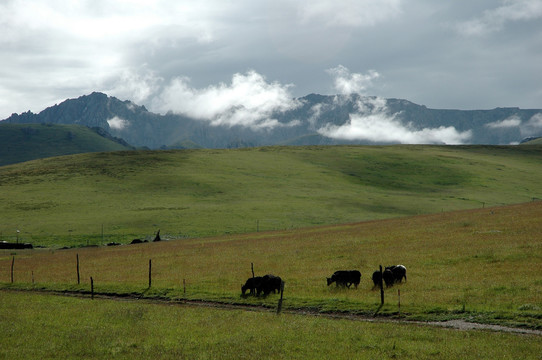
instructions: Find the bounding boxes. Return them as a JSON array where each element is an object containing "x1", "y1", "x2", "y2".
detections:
[
  {"x1": 382, "y1": 268, "x2": 395, "y2": 287},
  {"x1": 241, "y1": 276, "x2": 263, "y2": 295},
  {"x1": 371, "y1": 270, "x2": 382, "y2": 289},
  {"x1": 386, "y1": 265, "x2": 407, "y2": 284},
  {"x1": 257, "y1": 274, "x2": 282, "y2": 296},
  {"x1": 326, "y1": 270, "x2": 361, "y2": 289}
]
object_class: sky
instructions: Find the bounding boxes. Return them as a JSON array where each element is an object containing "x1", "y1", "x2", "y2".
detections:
[{"x1": 1, "y1": 0, "x2": 542, "y2": 136}]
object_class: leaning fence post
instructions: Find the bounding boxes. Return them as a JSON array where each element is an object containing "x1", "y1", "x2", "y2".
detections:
[
  {"x1": 277, "y1": 281, "x2": 285, "y2": 314},
  {"x1": 76, "y1": 253, "x2": 80, "y2": 285}
]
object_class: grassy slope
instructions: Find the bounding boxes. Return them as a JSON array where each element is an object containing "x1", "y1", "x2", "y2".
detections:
[
  {"x1": 1, "y1": 145, "x2": 541, "y2": 247},
  {"x1": 523, "y1": 137, "x2": 542, "y2": 145},
  {"x1": 0, "y1": 123, "x2": 131, "y2": 166}
]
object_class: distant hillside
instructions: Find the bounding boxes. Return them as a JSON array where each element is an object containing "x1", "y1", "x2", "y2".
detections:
[
  {"x1": 0, "y1": 123, "x2": 133, "y2": 166},
  {"x1": 520, "y1": 136, "x2": 542, "y2": 145},
  {"x1": 3, "y1": 92, "x2": 542, "y2": 148},
  {"x1": 1, "y1": 145, "x2": 541, "y2": 247}
]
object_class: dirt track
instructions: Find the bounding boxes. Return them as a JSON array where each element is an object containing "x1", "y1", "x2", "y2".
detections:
[{"x1": 3, "y1": 288, "x2": 541, "y2": 336}]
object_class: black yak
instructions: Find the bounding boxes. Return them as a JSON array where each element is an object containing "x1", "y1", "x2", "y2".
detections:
[
  {"x1": 257, "y1": 274, "x2": 282, "y2": 296},
  {"x1": 386, "y1": 265, "x2": 407, "y2": 284},
  {"x1": 326, "y1": 270, "x2": 361, "y2": 289},
  {"x1": 241, "y1": 276, "x2": 263, "y2": 295},
  {"x1": 382, "y1": 268, "x2": 395, "y2": 287},
  {"x1": 372, "y1": 270, "x2": 382, "y2": 289}
]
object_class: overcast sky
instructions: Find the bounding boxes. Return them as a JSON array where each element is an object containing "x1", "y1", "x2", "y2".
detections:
[{"x1": 1, "y1": 0, "x2": 541, "y2": 121}]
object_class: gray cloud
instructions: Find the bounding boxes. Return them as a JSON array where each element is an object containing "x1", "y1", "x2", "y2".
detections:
[
  {"x1": 455, "y1": 0, "x2": 542, "y2": 36},
  {"x1": 1, "y1": 1, "x2": 541, "y2": 121}
]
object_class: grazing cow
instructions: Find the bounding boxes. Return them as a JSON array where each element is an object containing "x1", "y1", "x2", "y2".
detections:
[
  {"x1": 241, "y1": 276, "x2": 263, "y2": 295},
  {"x1": 386, "y1": 265, "x2": 407, "y2": 284},
  {"x1": 382, "y1": 268, "x2": 395, "y2": 288},
  {"x1": 372, "y1": 270, "x2": 382, "y2": 289},
  {"x1": 257, "y1": 274, "x2": 282, "y2": 296},
  {"x1": 326, "y1": 270, "x2": 361, "y2": 289}
]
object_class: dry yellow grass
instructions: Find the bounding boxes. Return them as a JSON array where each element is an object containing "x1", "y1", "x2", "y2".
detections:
[{"x1": 2, "y1": 201, "x2": 542, "y2": 316}]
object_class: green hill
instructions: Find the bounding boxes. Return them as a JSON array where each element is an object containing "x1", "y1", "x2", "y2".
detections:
[
  {"x1": 521, "y1": 137, "x2": 542, "y2": 145},
  {"x1": 1, "y1": 145, "x2": 541, "y2": 247},
  {"x1": 0, "y1": 123, "x2": 133, "y2": 166}
]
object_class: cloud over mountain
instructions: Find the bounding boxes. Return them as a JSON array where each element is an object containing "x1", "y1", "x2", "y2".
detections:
[
  {"x1": 317, "y1": 97, "x2": 472, "y2": 144},
  {"x1": 152, "y1": 70, "x2": 301, "y2": 130}
]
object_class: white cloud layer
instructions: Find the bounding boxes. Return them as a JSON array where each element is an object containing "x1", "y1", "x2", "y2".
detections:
[
  {"x1": 153, "y1": 70, "x2": 301, "y2": 130},
  {"x1": 456, "y1": 0, "x2": 542, "y2": 36},
  {"x1": 484, "y1": 113, "x2": 542, "y2": 137},
  {"x1": 485, "y1": 116, "x2": 522, "y2": 129},
  {"x1": 107, "y1": 116, "x2": 129, "y2": 130},
  {"x1": 318, "y1": 97, "x2": 472, "y2": 144},
  {"x1": 520, "y1": 113, "x2": 542, "y2": 136},
  {"x1": 327, "y1": 66, "x2": 380, "y2": 95}
]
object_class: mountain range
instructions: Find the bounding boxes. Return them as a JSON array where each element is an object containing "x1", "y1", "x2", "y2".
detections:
[{"x1": 3, "y1": 92, "x2": 542, "y2": 149}]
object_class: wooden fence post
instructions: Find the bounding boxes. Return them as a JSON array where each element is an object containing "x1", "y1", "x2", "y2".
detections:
[
  {"x1": 90, "y1": 277, "x2": 94, "y2": 300},
  {"x1": 398, "y1": 289, "x2": 401, "y2": 315},
  {"x1": 10, "y1": 256, "x2": 15, "y2": 283},
  {"x1": 379, "y1": 265, "x2": 384, "y2": 305},
  {"x1": 148, "y1": 259, "x2": 152, "y2": 288},
  {"x1": 277, "y1": 281, "x2": 285, "y2": 314},
  {"x1": 76, "y1": 254, "x2": 80, "y2": 285},
  {"x1": 250, "y1": 263, "x2": 256, "y2": 295},
  {"x1": 183, "y1": 279, "x2": 186, "y2": 295},
  {"x1": 32, "y1": 271, "x2": 34, "y2": 285}
]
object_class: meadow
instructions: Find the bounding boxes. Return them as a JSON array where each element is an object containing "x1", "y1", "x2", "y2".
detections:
[
  {"x1": 1, "y1": 291, "x2": 541, "y2": 360},
  {"x1": 1, "y1": 145, "x2": 542, "y2": 358},
  {"x1": 2, "y1": 201, "x2": 541, "y2": 329},
  {"x1": 1, "y1": 145, "x2": 542, "y2": 248}
]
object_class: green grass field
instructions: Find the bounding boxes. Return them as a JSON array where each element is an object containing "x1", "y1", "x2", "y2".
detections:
[
  {"x1": 1, "y1": 291, "x2": 541, "y2": 360},
  {"x1": 1, "y1": 145, "x2": 541, "y2": 248},
  {"x1": 1, "y1": 145, "x2": 542, "y2": 358}
]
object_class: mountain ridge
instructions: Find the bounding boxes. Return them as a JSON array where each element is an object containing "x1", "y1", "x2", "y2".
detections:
[{"x1": 3, "y1": 92, "x2": 542, "y2": 149}]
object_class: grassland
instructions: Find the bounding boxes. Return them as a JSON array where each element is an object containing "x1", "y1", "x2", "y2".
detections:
[
  {"x1": 1, "y1": 145, "x2": 542, "y2": 358},
  {"x1": 1, "y1": 291, "x2": 541, "y2": 360},
  {"x1": 1, "y1": 145, "x2": 542, "y2": 248},
  {"x1": 2, "y1": 201, "x2": 541, "y2": 329}
]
